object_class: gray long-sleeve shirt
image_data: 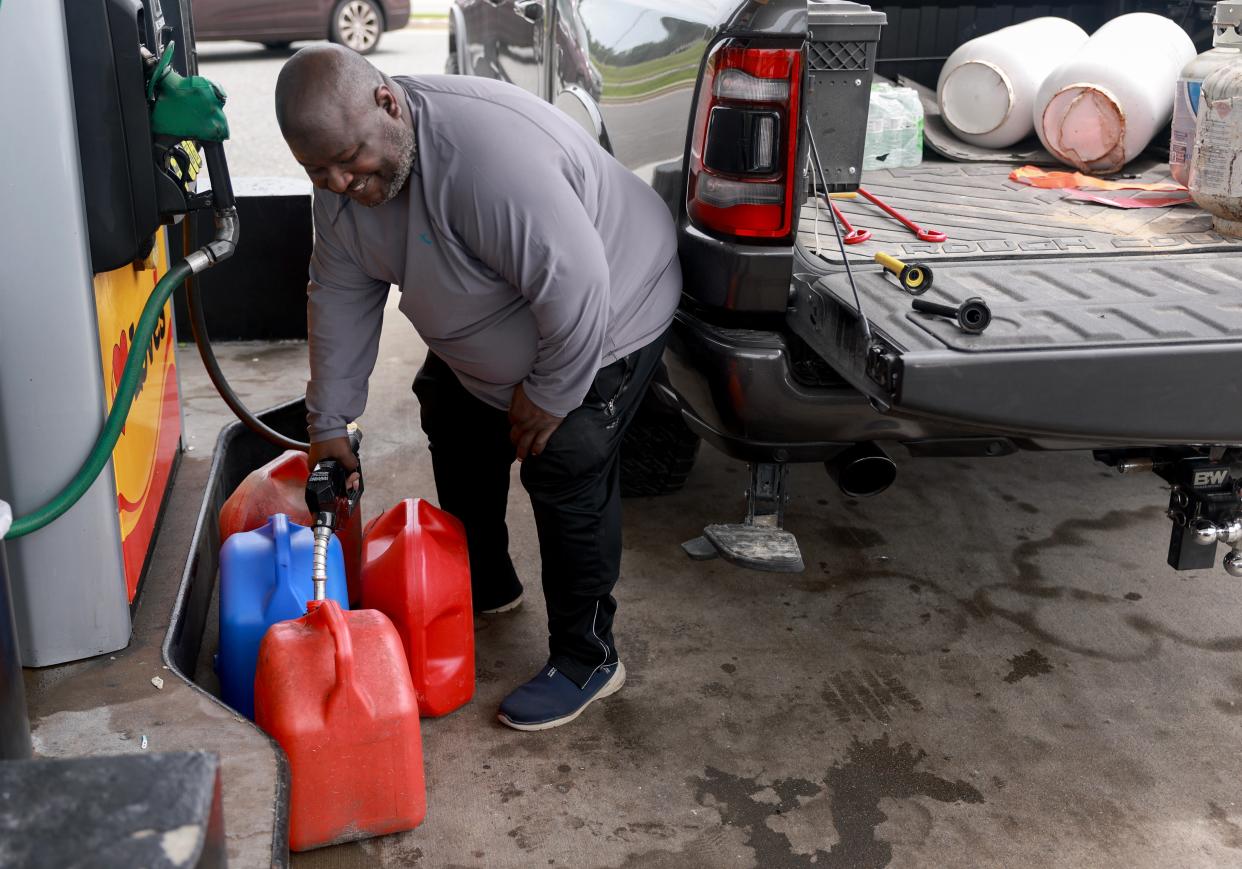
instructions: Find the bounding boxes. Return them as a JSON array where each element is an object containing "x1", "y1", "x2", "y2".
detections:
[{"x1": 305, "y1": 74, "x2": 682, "y2": 443}]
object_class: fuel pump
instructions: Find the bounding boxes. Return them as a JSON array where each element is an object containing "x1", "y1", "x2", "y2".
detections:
[
  {"x1": 0, "y1": 0, "x2": 328, "y2": 665},
  {"x1": 8, "y1": 2, "x2": 306, "y2": 539},
  {"x1": 5, "y1": 36, "x2": 236, "y2": 539}
]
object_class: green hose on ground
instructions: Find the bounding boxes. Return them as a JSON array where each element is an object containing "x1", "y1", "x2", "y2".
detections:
[{"x1": 6, "y1": 260, "x2": 195, "y2": 539}]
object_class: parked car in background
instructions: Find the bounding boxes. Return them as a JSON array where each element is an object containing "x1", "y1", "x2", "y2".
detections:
[{"x1": 191, "y1": 0, "x2": 411, "y2": 54}]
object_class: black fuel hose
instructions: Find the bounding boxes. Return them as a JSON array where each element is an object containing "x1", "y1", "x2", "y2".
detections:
[{"x1": 182, "y1": 218, "x2": 310, "y2": 453}]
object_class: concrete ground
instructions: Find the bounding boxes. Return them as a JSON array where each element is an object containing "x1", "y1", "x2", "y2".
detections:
[
  {"x1": 171, "y1": 295, "x2": 1242, "y2": 868},
  {"x1": 198, "y1": 25, "x2": 1241, "y2": 868}
]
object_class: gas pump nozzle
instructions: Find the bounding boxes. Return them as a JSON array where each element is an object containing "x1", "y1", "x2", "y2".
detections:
[
  {"x1": 305, "y1": 426, "x2": 364, "y2": 602},
  {"x1": 141, "y1": 42, "x2": 240, "y2": 266}
]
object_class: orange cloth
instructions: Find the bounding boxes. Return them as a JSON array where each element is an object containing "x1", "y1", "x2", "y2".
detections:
[{"x1": 1009, "y1": 165, "x2": 1186, "y2": 192}]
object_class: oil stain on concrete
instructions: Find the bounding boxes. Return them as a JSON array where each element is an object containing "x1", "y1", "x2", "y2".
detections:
[
  {"x1": 1003, "y1": 649, "x2": 1054, "y2": 684},
  {"x1": 970, "y1": 507, "x2": 1167, "y2": 662},
  {"x1": 820, "y1": 736, "x2": 983, "y2": 867},
  {"x1": 689, "y1": 735, "x2": 983, "y2": 868}
]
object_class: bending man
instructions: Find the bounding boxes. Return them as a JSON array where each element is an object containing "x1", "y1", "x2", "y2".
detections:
[{"x1": 275, "y1": 45, "x2": 681, "y2": 730}]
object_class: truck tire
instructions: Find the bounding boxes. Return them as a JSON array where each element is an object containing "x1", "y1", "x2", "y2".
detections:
[{"x1": 620, "y1": 393, "x2": 700, "y2": 498}]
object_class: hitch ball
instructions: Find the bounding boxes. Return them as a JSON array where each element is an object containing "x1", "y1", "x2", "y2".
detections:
[
  {"x1": 1226, "y1": 549, "x2": 1242, "y2": 578},
  {"x1": 1191, "y1": 518, "x2": 1242, "y2": 547},
  {"x1": 1194, "y1": 520, "x2": 1221, "y2": 546}
]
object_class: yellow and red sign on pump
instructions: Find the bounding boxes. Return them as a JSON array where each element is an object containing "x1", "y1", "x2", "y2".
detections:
[{"x1": 93, "y1": 227, "x2": 182, "y2": 601}]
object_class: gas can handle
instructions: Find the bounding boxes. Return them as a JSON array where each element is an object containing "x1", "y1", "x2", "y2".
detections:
[
  {"x1": 273, "y1": 513, "x2": 292, "y2": 566},
  {"x1": 311, "y1": 600, "x2": 372, "y2": 718},
  {"x1": 268, "y1": 514, "x2": 304, "y2": 617}
]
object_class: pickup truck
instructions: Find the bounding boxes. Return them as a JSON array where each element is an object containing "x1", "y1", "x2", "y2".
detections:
[{"x1": 445, "y1": 0, "x2": 1242, "y2": 576}]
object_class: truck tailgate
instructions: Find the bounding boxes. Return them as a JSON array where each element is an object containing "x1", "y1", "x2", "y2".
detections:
[{"x1": 790, "y1": 159, "x2": 1242, "y2": 445}]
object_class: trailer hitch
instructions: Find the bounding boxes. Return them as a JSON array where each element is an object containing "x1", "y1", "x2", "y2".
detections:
[
  {"x1": 1096, "y1": 450, "x2": 1242, "y2": 577},
  {"x1": 1161, "y1": 457, "x2": 1242, "y2": 575},
  {"x1": 1102, "y1": 451, "x2": 1242, "y2": 575}
]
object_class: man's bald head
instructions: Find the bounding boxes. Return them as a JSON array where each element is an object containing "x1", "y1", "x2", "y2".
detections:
[
  {"x1": 275, "y1": 44, "x2": 416, "y2": 208},
  {"x1": 275, "y1": 44, "x2": 384, "y2": 144}
]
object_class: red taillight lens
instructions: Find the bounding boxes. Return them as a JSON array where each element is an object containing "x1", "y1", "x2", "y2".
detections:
[{"x1": 688, "y1": 40, "x2": 802, "y2": 241}]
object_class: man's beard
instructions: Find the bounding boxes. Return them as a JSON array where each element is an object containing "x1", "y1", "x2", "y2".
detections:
[{"x1": 370, "y1": 122, "x2": 416, "y2": 207}]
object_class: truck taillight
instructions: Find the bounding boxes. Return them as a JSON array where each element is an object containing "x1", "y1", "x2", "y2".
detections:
[{"x1": 688, "y1": 40, "x2": 802, "y2": 241}]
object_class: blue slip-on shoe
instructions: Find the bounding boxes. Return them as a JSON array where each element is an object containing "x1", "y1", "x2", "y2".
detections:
[{"x1": 497, "y1": 661, "x2": 626, "y2": 731}]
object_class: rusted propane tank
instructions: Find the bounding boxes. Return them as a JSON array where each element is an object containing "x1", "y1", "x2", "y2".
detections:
[
  {"x1": 1035, "y1": 13, "x2": 1196, "y2": 174},
  {"x1": 1189, "y1": 55, "x2": 1242, "y2": 236},
  {"x1": 1170, "y1": 2, "x2": 1242, "y2": 185}
]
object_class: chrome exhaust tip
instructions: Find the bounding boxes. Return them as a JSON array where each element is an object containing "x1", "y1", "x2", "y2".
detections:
[{"x1": 825, "y1": 442, "x2": 897, "y2": 498}]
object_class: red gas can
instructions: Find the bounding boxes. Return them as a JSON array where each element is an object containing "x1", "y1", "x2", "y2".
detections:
[
  {"x1": 254, "y1": 600, "x2": 425, "y2": 851},
  {"x1": 220, "y1": 450, "x2": 363, "y2": 604},
  {"x1": 361, "y1": 499, "x2": 474, "y2": 717}
]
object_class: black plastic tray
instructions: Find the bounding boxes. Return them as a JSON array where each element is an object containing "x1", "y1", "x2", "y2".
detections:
[{"x1": 161, "y1": 398, "x2": 307, "y2": 866}]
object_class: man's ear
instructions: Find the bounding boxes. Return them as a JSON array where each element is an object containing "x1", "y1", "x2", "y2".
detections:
[{"x1": 376, "y1": 84, "x2": 401, "y2": 119}]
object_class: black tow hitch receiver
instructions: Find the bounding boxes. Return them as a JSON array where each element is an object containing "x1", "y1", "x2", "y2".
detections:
[
  {"x1": 1159, "y1": 459, "x2": 1242, "y2": 574},
  {"x1": 1096, "y1": 450, "x2": 1242, "y2": 576}
]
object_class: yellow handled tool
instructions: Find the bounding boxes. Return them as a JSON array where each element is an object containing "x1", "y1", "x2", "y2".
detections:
[{"x1": 875, "y1": 252, "x2": 933, "y2": 295}]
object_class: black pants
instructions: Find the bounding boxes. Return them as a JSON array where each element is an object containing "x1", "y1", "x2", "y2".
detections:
[{"x1": 412, "y1": 333, "x2": 667, "y2": 687}]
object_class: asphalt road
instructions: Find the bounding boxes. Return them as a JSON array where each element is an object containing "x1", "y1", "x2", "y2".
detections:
[{"x1": 191, "y1": 33, "x2": 1242, "y2": 869}]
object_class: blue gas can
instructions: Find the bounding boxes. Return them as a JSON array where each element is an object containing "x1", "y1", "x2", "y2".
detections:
[{"x1": 217, "y1": 513, "x2": 349, "y2": 719}]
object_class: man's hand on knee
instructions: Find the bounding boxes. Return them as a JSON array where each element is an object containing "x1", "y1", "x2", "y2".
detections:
[{"x1": 509, "y1": 384, "x2": 564, "y2": 461}]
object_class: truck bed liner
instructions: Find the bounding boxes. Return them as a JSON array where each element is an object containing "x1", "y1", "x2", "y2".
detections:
[
  {"x1": 800, "y1": 159, "x2": 1242, "y2": 264},
  {"x1": 789, "y1": 158, "x2": 1242, "y2": 445}
]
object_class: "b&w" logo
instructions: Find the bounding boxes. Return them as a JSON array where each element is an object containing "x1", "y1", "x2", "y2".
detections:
[{"x1": 1193, "y1": 468, "x2": 1230, "y2": 488}]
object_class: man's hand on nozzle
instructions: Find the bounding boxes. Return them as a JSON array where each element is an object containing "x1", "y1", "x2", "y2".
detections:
[{"x1": 309, "y1": 437, "x2": 361, "y2": 491}]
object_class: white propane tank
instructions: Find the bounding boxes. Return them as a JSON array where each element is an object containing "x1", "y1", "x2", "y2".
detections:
[
  {"x1": 1189, "y1": 58, "x2": 1242, "y2": 236},
  {"x1": 1034, "y1": 13, "x2": 1197, "y2": 174},
  {"x1": 936, "y1": 17, "x2": 1089, "y2": 149},
  {"x1": 1170, "y1": 2, "x2": 1242, "y2": 185}
]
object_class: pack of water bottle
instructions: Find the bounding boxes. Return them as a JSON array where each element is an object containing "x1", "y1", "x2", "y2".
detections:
[{"x1": 863, "y1": 83, "x2": 924, "y2": 171}]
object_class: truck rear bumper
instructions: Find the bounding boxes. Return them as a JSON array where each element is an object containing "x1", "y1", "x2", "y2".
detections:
[{"x1": 661, "y1": 307, "x2": 957, "y2": 462}]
